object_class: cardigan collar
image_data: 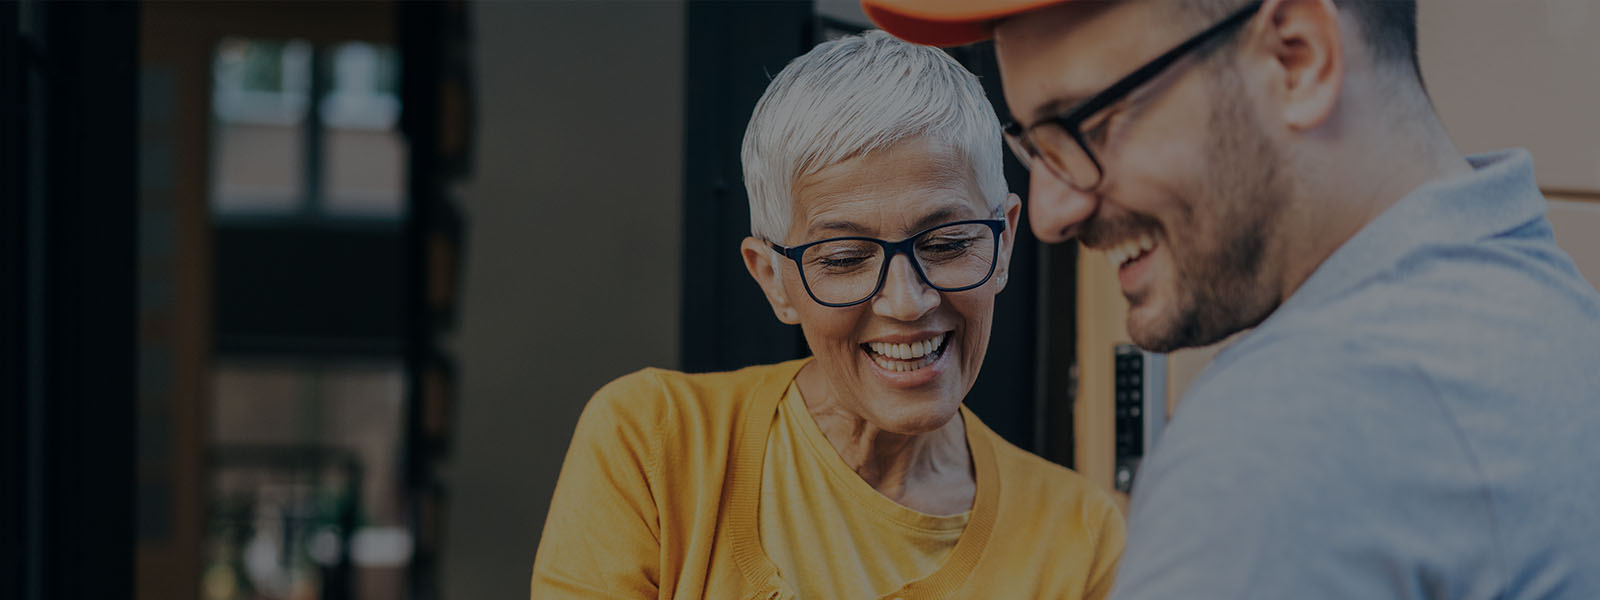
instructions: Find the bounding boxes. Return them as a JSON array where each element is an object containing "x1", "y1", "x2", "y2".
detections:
[{"x1": 724, "y1": 358, "x2": 1000, "y2": 599}]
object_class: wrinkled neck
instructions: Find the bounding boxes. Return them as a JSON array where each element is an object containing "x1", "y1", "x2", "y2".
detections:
[{"x1": 794, "y1": 365, "x2": 974, "y2": 513}]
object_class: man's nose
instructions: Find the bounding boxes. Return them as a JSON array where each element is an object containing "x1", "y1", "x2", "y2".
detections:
[
  {"x1": 1028, "y1": 170, "x2": 1099, "y2": 244},
  {"x1": 872, "y1": 254, "x2": 939, "y2": 322}
]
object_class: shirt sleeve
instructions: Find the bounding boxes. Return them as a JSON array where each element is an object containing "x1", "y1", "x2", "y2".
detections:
[
  {"x1": 1108, "y1": 350, "x2": 1499, "y2": 600},
  {"x1": 531, "y1": 372, "x2": 667, "y2": 599}
]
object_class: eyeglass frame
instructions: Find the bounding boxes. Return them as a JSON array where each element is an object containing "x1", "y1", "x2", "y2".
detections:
[
  {"x1": 768, "y1": 218, "x2": 1008, "y2": 308},
  {"x1": 1002, "y1": 0, "x2": 1265, "y2": 190}
]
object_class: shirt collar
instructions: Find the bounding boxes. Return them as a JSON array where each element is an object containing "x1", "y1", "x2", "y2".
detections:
[{"x1": 1276, "y1": 148, "x2": 1547, "y2": 317}]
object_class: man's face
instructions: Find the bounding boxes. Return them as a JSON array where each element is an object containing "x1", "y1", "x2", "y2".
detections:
[{"x1": 994, "y1": 0, "x2": 1288, "y2": 352}]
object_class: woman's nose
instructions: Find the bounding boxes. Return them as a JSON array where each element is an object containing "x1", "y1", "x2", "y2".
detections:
[
  {"x1": 1028, "y1": 170, "x2": 1098, "y2": 244},
  {"x1": 872, "y1": 254, "x2": 939, "y2": 321}
]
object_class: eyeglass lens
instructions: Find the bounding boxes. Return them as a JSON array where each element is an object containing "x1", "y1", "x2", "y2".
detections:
[
  {"x1": 1007, "y1": 125, "x2": 1101, "y2": 189},
  {"x1": 798, "y1": 222, "x2": 997, "y2": 305}
]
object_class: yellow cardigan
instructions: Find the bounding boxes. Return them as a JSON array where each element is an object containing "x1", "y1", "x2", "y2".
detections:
[{"x1": 531, "y1": 359, "x2": 1124, "y2": 599}]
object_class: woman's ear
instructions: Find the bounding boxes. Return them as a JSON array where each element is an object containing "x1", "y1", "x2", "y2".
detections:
[
  {"x1": 993, "y1": 193, "x2": 1024, "y2": 292},
  {"x1": 741, "y1": 237, "x2": 802, "y2": 325}
]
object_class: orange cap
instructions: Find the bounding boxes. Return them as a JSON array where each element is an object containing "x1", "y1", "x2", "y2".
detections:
[{"x1": 862, "y1": 0, "x2": 1072, "y2": 47}]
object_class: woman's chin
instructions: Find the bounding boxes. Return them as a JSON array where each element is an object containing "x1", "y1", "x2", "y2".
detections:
[
  {"x1": 878, "y1": 405, "x2": 963, "y2": 436},
  {"x1": 850, "y1": 352, "x2": 962, "y2": 433}
]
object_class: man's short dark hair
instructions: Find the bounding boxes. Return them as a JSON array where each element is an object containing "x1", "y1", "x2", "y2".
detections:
[{"x1": 1186, "y1": 0, "x2": 1420, "y2": 80}]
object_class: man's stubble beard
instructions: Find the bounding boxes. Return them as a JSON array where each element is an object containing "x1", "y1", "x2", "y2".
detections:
[{"x1": 1134, "y1": 69, "x2": 1291, "y2": 353}]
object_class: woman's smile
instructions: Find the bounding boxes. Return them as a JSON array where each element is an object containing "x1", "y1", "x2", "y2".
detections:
[{"x1": 861, "y1": 330, "x2": 953, "y2": 387}]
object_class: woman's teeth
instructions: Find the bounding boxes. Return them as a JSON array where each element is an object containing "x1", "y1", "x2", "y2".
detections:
[
  {"x1": 866, "y1": 333, "x2": 947, "y2": 372},
  {"x1": 1106, "y1": 233, "x2": 1157, "y2": 270}
]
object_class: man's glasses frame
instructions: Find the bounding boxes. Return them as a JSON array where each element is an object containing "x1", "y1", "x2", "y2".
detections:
[
  {"x1": 1002, "y1": 0, "x2": 1264, "y2": 190},
  {"x1": 769, "y1": 218, "x2": 1007, "y2": 308}
]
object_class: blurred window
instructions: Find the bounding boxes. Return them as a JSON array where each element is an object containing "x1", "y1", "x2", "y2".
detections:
[
  {"x1": 205, "y1": 360, "x2": 409, "y2": 600},
  {"x1": 210, "y1": 38, "x2": 406, "y2": 221},
  {"x1": 320, "y1": 43, "x2": 406, "y2": 218},
  {"x1": 211, "y1": 39, "x2": 311, "y2": 215}
]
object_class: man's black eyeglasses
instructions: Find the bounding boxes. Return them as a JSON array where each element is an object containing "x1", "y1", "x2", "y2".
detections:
[{"x1": 1002, "y1": 0, "x2": 1264, "y2": 190}]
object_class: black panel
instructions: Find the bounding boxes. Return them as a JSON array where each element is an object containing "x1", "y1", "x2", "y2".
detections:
[
  {"x1": 6, "y1": 1, "x2": 140, "y2": 598},
  {"x1": 1041, "y1": 240, "x2": 1078, "y2": 466},
  {"x1": 681, "y1": 0, "x2": 813, "y2": 373},
  {"x1": 1113, "y1": 344, "x2": 1146, "y2": 492},
  {"x1": 1, "y1": 3, "x2": 26, "y2": 597},
  {"x1": 213, "y1": 225, "x2": 407, "y2": 356},
  {"x1": 398, "y1": 3, "x2": 456, "y2": 598}
]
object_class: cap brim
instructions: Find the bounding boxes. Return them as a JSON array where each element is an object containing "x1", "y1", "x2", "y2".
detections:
[{"x1": 862, "y1": 0, "x2": 1069, "y2": 47}]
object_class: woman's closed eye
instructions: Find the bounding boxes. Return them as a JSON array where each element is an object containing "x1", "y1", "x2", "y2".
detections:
[
  {"x1": 918, "y1": 236, "x2": 978, "y2": 261},
  {"x1": 812, "y1": 252, "x2": 875, "y2": 272}
]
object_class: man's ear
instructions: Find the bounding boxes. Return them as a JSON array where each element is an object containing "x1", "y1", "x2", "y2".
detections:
[
  {"x1": 993, "y1": 193, "x2": 1024, "y2": 293},
  {"x1": 741, "y1": 237, "x2": 802, "y2": 325},
  {"x1": 1252, "y1": 0, "x2": 1345, "y2": 131}
]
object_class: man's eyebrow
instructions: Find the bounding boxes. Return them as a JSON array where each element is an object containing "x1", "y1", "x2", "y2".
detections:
[{"x1": 1027, "y1": 95, "x2": 1086, "y2": 126}]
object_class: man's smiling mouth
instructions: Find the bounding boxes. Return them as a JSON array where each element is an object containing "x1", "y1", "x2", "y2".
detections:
[{"x1": 1105, "y1": 232, "x2": 1160, "y2": 271}]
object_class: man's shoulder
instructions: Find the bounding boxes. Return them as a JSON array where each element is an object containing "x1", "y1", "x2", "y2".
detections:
[
  {"x1": 1184, "y1": 332, "x2": 1429, "y2": 417},
  {"x1": 1118, "y1": 334, "x2": 1502, "y2": 598},
  {"x1": 1163, "y1": 334, "x2": 1472, "y2": 494},
  {"x1": 1312, "y1": 222, "x2": 1600, "y2": 350},
  {"x1": 1199, "y1": 227, "x2": 1600, "y2": 410}
]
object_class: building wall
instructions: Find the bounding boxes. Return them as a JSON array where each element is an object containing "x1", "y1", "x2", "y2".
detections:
[
  {"x1": 1420, "y1": 0, "x2": 1600, "y2": 191},
  {"x1": 441, "y1": 2, "x2": 685, "y2": 598}
]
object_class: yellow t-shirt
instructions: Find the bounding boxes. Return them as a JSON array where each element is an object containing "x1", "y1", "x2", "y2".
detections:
[
  {"x1": 532, "y1": 359, "x2": 1124, "y2": 599},
  {"x1": 759, "y1": 382, "x2": 969, "y2": 598}
]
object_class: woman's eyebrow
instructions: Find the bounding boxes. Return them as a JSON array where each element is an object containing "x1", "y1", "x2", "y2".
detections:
[
  {"x1": 909, "y1": 205, "x2": 977, "y2": 233},
  {"x1": 807, "y1": 219, "x2": 870, "y2": 238},
  {"x1": 805, "y1": 199, "x2": 975, "y2": 240}
]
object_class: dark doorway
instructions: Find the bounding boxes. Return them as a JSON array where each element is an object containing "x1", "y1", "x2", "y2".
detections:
[{"x1": 3, "y1": 2, "x2": 141, "y2": 599}]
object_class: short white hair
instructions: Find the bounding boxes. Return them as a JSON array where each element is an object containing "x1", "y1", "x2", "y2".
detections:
[{"x1": 741, "y1": 30, "x2": 1007, "y2": 241}]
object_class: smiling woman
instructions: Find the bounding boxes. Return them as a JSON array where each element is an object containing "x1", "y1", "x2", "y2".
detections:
[
  {"x1": 530, "y1": 30, "x2": 1123, "y2": 600},
  {"x1": 750, "y1": 137, "x2": 1012, "y2": 446}
]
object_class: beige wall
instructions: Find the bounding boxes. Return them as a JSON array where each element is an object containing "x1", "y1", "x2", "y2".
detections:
[
  {"x1": 1549, "y1": 196, "x2": 1600, "y2": 285},
  {"x1": 1419, "y1": 0, "x2": 1600, "y2": 279},
  {"x1": 1420, "y1": 0, "x2": 1600, "y2": 190},
  {"x1": 442, "y1": 2, "x2": 685, "y2": 598}
]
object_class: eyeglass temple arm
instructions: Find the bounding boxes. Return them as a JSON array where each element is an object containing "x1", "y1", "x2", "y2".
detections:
[{"x1": 1065, "y1": 0, "x2": 1264, "y2": 124}]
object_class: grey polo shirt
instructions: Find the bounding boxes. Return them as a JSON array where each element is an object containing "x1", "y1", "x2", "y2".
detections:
[{"x1": 1111, "y1": 149, "x2": 1600, "y2": 599}]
